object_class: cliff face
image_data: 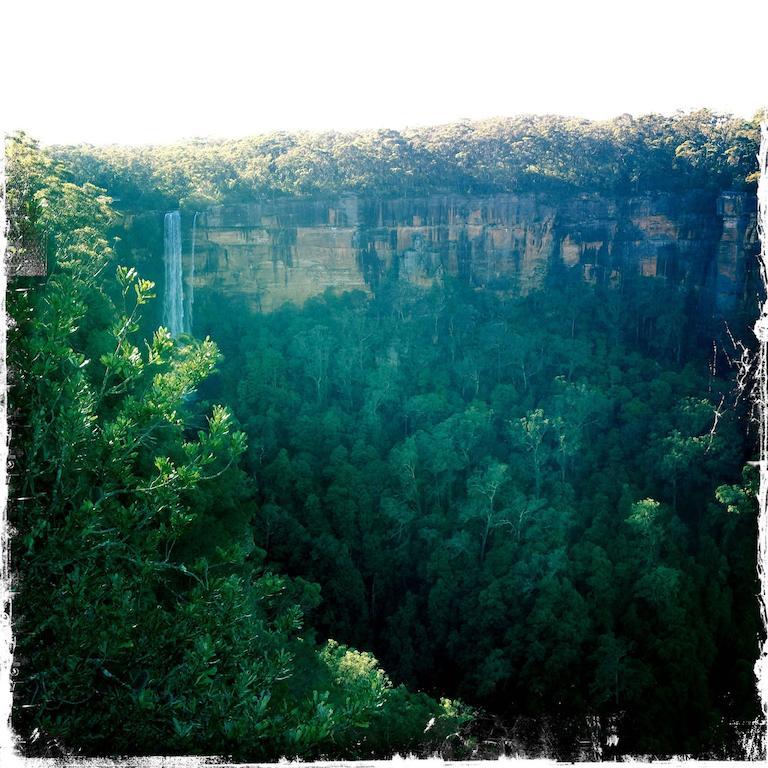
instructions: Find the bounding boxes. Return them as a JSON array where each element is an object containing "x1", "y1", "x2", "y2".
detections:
[{"x1": 126, "y1": 189, "x2": 758, "y2": 324}]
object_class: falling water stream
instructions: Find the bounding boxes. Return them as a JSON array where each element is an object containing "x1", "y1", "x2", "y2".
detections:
[{"x1": 163, "y1": 211, "x2": 184, "y2": 337}]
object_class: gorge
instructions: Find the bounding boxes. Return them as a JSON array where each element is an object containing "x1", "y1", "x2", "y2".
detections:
[{"x1": 14, "y1": 114, "x2": 762, "y2": 759}]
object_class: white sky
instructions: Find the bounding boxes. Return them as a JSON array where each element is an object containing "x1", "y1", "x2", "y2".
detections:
[{"x1": 3, "y1": 0, "x2": 767, "y2": 146}]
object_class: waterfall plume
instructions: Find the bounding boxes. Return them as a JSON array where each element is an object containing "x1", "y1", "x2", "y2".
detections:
[{"x1": 163, "y1": 211, "x2": 184, "y2": 337}]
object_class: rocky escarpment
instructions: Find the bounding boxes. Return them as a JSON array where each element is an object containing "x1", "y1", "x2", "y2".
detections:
[{"x1": 123, "y1": 189, "x2": 758, "y2": 327}]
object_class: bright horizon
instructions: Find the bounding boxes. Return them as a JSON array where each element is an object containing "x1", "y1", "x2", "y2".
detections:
[{"x1": 3, "y1": 0, "x2": 767, "y2": 147}]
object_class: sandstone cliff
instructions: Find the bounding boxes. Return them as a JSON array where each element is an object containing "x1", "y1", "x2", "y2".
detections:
[{"x1": 122, "y1": 189, "x2": 758, "y2": 328}]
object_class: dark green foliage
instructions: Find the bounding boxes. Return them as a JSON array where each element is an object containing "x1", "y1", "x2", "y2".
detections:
[
  {"x1": 193, "y1": 270, "x2": 758, "y2": 755},
  {"x1": 7, "y1": 135, "x2": 471, "y2": 759}
]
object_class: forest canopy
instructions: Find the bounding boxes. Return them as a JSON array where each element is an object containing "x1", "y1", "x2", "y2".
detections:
[{"x1": 51, "y1": 110, "x2": 760, "y2": 209}]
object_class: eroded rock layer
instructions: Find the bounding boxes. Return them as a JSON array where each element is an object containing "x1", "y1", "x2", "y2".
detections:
[{"x1": 124, "y1": 190, "x2": 758, "y2": 322}]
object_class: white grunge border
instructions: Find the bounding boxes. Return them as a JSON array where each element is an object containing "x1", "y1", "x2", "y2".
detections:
[{"x1": 752, "y1": 121, "x2": 768, "y2": 759}]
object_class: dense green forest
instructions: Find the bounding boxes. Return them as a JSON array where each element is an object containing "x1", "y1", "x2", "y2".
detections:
[
  {"x1": 197, "y1": 277, "x2": 760, "y2": 756},
  {"x1": 7, "y1": 111, "x2": 765, "y2": 759},
  {"x1": 7, "y1": 135, "x2": 471, "y2": 759},
  {"x1": 53, "y1": 111, "x2": 759, "y2": 208}
]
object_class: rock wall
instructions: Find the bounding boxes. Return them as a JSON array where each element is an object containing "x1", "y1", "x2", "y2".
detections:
[{"x1": 124, "y1": 189, "x2": 758, "y2": 323}]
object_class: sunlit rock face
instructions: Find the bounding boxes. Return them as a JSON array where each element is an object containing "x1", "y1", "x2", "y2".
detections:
[
  {"x1": 195, "y1": 198, "x2": 369, "y2": 312},
  {"x1": 126, "y1": 189, "x2": 757, "y2": 324}
]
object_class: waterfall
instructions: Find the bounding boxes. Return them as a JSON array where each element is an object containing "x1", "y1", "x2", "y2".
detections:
[
  {"x1": 163, "y1": 211, "x2": 184, "y2": 337},
  {"x1": 184, "y1": 211, "x2": 198, "y2": 334}
]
